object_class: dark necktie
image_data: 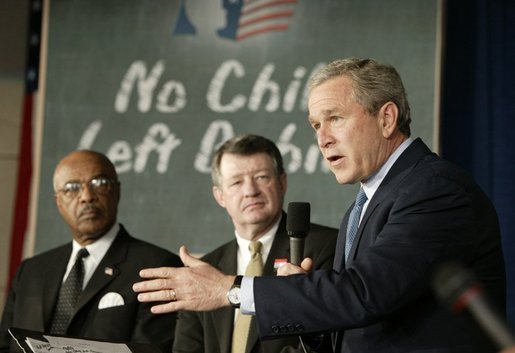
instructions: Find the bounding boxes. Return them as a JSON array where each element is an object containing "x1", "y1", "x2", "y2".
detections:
[
  {"x1": 50, "y1": 248, "x2": 89, "y2": 334},
  {"x1": 344, "y1": 188, "x2": 368, "y2": 262},
  {"x1": 232, "y1": 241, "x2": 263, "y2": 353}
]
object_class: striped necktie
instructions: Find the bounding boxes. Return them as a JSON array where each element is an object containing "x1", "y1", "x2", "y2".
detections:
[{"x1": 345, "y1": 188, "x2": 368, "y2": 262}]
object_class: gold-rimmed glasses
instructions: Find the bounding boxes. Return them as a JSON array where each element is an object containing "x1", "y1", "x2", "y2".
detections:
[{"x1": 56, "y1": 177, "x2": 119, "y2": 201}]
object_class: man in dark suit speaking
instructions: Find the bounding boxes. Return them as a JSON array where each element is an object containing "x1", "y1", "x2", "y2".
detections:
[
  {"x1": 172, "y1": 134, "x2": 337, "y2": 353},
  {"x1": 0, "y1": 150, "x2": 182, "y2": 353},
  {"x1": 133, "y1": 58, "x2": 506, "y2": 353}
]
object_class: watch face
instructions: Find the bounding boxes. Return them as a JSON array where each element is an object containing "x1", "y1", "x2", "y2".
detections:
[{"x1": 227, "y1": 286, "x2": 241, "y2": 305}]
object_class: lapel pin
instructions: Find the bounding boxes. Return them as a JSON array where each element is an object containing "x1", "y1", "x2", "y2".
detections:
[
  {"x1": 105, "y1": 267, "x2": 114, "y2": 276},
  {"x1": 274, "y1": 258, "x2": 288, "y2": 269}
]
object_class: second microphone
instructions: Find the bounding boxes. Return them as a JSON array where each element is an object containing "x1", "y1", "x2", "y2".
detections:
[{"x1": 287, "y1": 202, "x2": 311, "y2": 265}]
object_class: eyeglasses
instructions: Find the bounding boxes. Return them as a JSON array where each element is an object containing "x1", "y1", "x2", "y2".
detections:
[{"x1": 57, "y1": 177, "x2": 118, "y2": 201}]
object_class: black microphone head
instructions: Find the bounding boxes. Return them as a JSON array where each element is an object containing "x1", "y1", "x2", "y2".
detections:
[
  {"x1": 432, "y1": 261, "x2": 479, "y2": 311},
  {"x1": 432, "y1": 262, "x2": 515, "y2": 349},
  {"x1": 287, "y1": 202, "x2": 310, "y2": 238}
]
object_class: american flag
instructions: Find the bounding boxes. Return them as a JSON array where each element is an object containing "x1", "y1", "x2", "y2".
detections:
[
  {"x1": 236, "y1": 0, "x2": 298, "y2": 41},
  {"x1": 8, "y1": 0, "x2": 41, "y2": 287}
]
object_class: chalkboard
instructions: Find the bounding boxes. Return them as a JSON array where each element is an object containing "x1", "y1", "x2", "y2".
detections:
[{"x1": 35, "y1": 0, "x2": 440, "y2": 254}]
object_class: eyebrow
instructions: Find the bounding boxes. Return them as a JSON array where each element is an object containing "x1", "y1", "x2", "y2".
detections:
[
  {"x1": 309, "y1": 110, "x2": 335, "y2": 125},
  {"x1": 308, "y1": 109, "x2": 335, "y2": 120},
  {"x1": 224, "y1": 168, "x2": 272, "y2": 180},
  {"x1": 63, "y1": 173, "x2": 110, "y2": 184}
]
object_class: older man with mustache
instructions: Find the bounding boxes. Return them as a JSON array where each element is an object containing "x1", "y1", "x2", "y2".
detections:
[{"x1": 0, "y1": 150, "x2": 182, "y2": 353}]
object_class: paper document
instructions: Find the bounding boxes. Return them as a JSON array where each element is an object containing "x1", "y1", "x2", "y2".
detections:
[
  {"x1": 25, "y1": 335, "x2": 132, "y2": 353},
  {"x1": 8, "y1": 328, "x2": 157, "y2": 353}
]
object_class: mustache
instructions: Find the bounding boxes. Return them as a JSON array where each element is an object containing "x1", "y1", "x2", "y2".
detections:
[{"x1": 78, "y1": 204, "x2": 101, "y2": 217}]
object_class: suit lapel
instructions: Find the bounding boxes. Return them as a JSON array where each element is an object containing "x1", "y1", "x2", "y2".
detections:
[
  {"x1": 73, "y1": 227, "x2": 129, "y2": 314},
  {"x1": 42, "y1": 245, "x2": 72, "y2": 330},
  {"x1": 346, "y1": 139, "x2": 433, "y2": 264},
  {"x1": 264, "y1": 213, "x2": 290, "y2": 273}
]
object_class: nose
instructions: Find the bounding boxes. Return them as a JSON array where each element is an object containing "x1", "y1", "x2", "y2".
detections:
[
  {"x1": 242, "y1": 178, "x2": 260, "y2": 197},
  {"x1": 79, "y1": 184, "x2": 97, "y2": 203},
  {"x1": 317, "y1": 125, "x2": 334, "y2": 149}
]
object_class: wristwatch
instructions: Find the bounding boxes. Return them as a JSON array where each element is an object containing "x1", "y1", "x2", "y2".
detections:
[{"x1": 227, "y1": 275, "x2": 243, "y2": 308}]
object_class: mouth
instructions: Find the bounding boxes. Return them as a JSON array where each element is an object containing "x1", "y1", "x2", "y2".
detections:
[
  {"x1": 79, "y1": 206, "x2": 101, "y2": 219},
  {"x1": 243, "y1": 201, "x2": 265, "y2": 211},
  {"x1": 326, "y1": 155, "x2": 344, "y2": 166}
]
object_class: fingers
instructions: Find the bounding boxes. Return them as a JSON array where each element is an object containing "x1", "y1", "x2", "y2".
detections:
[
  {"x1": 169, "y1": 288, "x2": 177, "y2": 301},
  {"x1": 277, "y1": 257, "x2": 313, "y2": 276},
  {"x1": 179, "y1": 245, "x2": 203, "y2": 267},
  {"x1": 148, "y1": 299, "x2": 193, "y2": 314},
  {"x1": 132, "y1": 246, "x2": 231, "y2": 313},
  {"x1": 179, "y1": 245, "x2": 189, "y2": 258},
  {"x1": 136, "y1": 244, "x2": 201, "y2": 283},
  {"x1": 149, "y1": 301, "x2": 179, "y2": 314},
  {"x1": 301, "y1": 257, "x2": 314, "y2": 272},
  {"x1": 138, "y1": 266, "x2": 176, "y2": 279},
  {"x1": 277, "y1": 263, "x2": 304, "y2": 276},
  {"x1": 137, "y1": 288, "x2": 174, "y2": 303},
  {"x1": 133, "y1": 272, "x2": 175, "y2": 295},
  {"x1": 133, "y1": 277, "x2": 163, "y2": 292}
]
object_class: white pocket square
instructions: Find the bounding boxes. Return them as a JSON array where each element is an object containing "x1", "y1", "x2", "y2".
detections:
[{"x1": 98, "y1": 292, "x2": 125, "y2": 309}]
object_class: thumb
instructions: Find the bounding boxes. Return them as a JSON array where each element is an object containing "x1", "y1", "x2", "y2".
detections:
[
  {"x1": 300, "y1": 257, "x2": 314, "y2": 272},
  {"x1": 179, "y1": 245, "x2": 202, "y2": 267}
]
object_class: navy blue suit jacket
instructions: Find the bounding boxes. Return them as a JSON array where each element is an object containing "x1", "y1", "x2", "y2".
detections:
[{"x1": 253, "y1": 139, "x2": 506, "y2": 353}]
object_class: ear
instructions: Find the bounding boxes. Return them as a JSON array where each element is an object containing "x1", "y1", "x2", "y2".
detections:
[
  {"x1": 279, "y1": 173, "x2": 288, "y2": 195},
  {"x1": 54, "y1": 193, "x2": 60, "y2": 208},
  {"x1": 212, "y1": 186, "x2": 226, "y2": 208},
  {"x1": 54, "y1": 193, "x2": 65, "y2": 216},
  {"x1": 378, "y1": 101, "x2": 399, "y2": 139},
  {"x1": 115, "y1": 182, "x2": 121, "y2": 203}
]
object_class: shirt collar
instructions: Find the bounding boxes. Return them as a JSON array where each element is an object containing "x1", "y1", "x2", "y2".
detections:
[
  {"x1": 72, "y1": 222, "x2": 119, "y2": 263},
  {"x1": 361, "y1": 137, "x2": 414, "y2": 200},
  {"x1": 235, "y1": 214, "x2": 281, "y2": 266}
]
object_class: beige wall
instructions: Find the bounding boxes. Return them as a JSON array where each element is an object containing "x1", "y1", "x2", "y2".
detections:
[{"x1": 0, "y1": 0, "x2": 29, "y2": 314}]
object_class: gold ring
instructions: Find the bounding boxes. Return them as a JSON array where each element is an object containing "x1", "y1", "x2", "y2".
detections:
[{"x1": 170, "y1": 288, "x2": 177, "y2": 301}]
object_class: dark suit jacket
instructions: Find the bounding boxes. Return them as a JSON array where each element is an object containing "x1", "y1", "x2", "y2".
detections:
[
  {"x1": 253, "y1": 139, "x2": 506, "y2": 353},
  {"x1": 0, "y1": 225, "x2": 182, "y2": 353},
  {"x1": 173, "y1": 213, "x2": 337, "y2": 353}
]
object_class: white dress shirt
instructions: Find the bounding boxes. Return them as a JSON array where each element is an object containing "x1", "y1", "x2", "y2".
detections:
[
  {"x1": 64, "y1": 223, "x2": 119, "y2": 289},
  {"x1": 234, "y1": 217, "x2": 279, "y2": 275}
]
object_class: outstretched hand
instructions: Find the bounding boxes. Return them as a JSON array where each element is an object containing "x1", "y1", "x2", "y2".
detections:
[{"x1": 133, "y1": 245, "x2": 235, "y2": 313}]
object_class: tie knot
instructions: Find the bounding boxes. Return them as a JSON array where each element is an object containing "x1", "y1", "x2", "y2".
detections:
[
  {"x1": 76, "y1": 248, "x2": 89, "y2": 261},
  {"x1": 355, "y1": 188, "x2": 368, "y2": 207},
  {"x1": 249, "y1": 241, "x2": 262, "y2": 255}
]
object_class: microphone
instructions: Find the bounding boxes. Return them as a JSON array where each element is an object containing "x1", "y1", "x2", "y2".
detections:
[
  {"x1": 287, "y1": 202, "x2": 310, "y2": 265},
  {"x1": 432, "y1": 261, "x2": 515, "y2": 349}
]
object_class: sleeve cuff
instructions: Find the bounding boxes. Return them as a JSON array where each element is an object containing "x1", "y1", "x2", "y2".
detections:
[{"x1": 240, "y1": 275, "x2": 256, "y2": 315}]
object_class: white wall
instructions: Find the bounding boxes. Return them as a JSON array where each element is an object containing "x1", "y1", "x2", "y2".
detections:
[{"x1": 0, "y1": 0, "x2": 29, "y2": 314}]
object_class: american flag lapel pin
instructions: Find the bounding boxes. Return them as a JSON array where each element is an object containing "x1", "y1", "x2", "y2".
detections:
[{"x1": 274, "y1": 258, "x2": 288, "y2": 269}]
